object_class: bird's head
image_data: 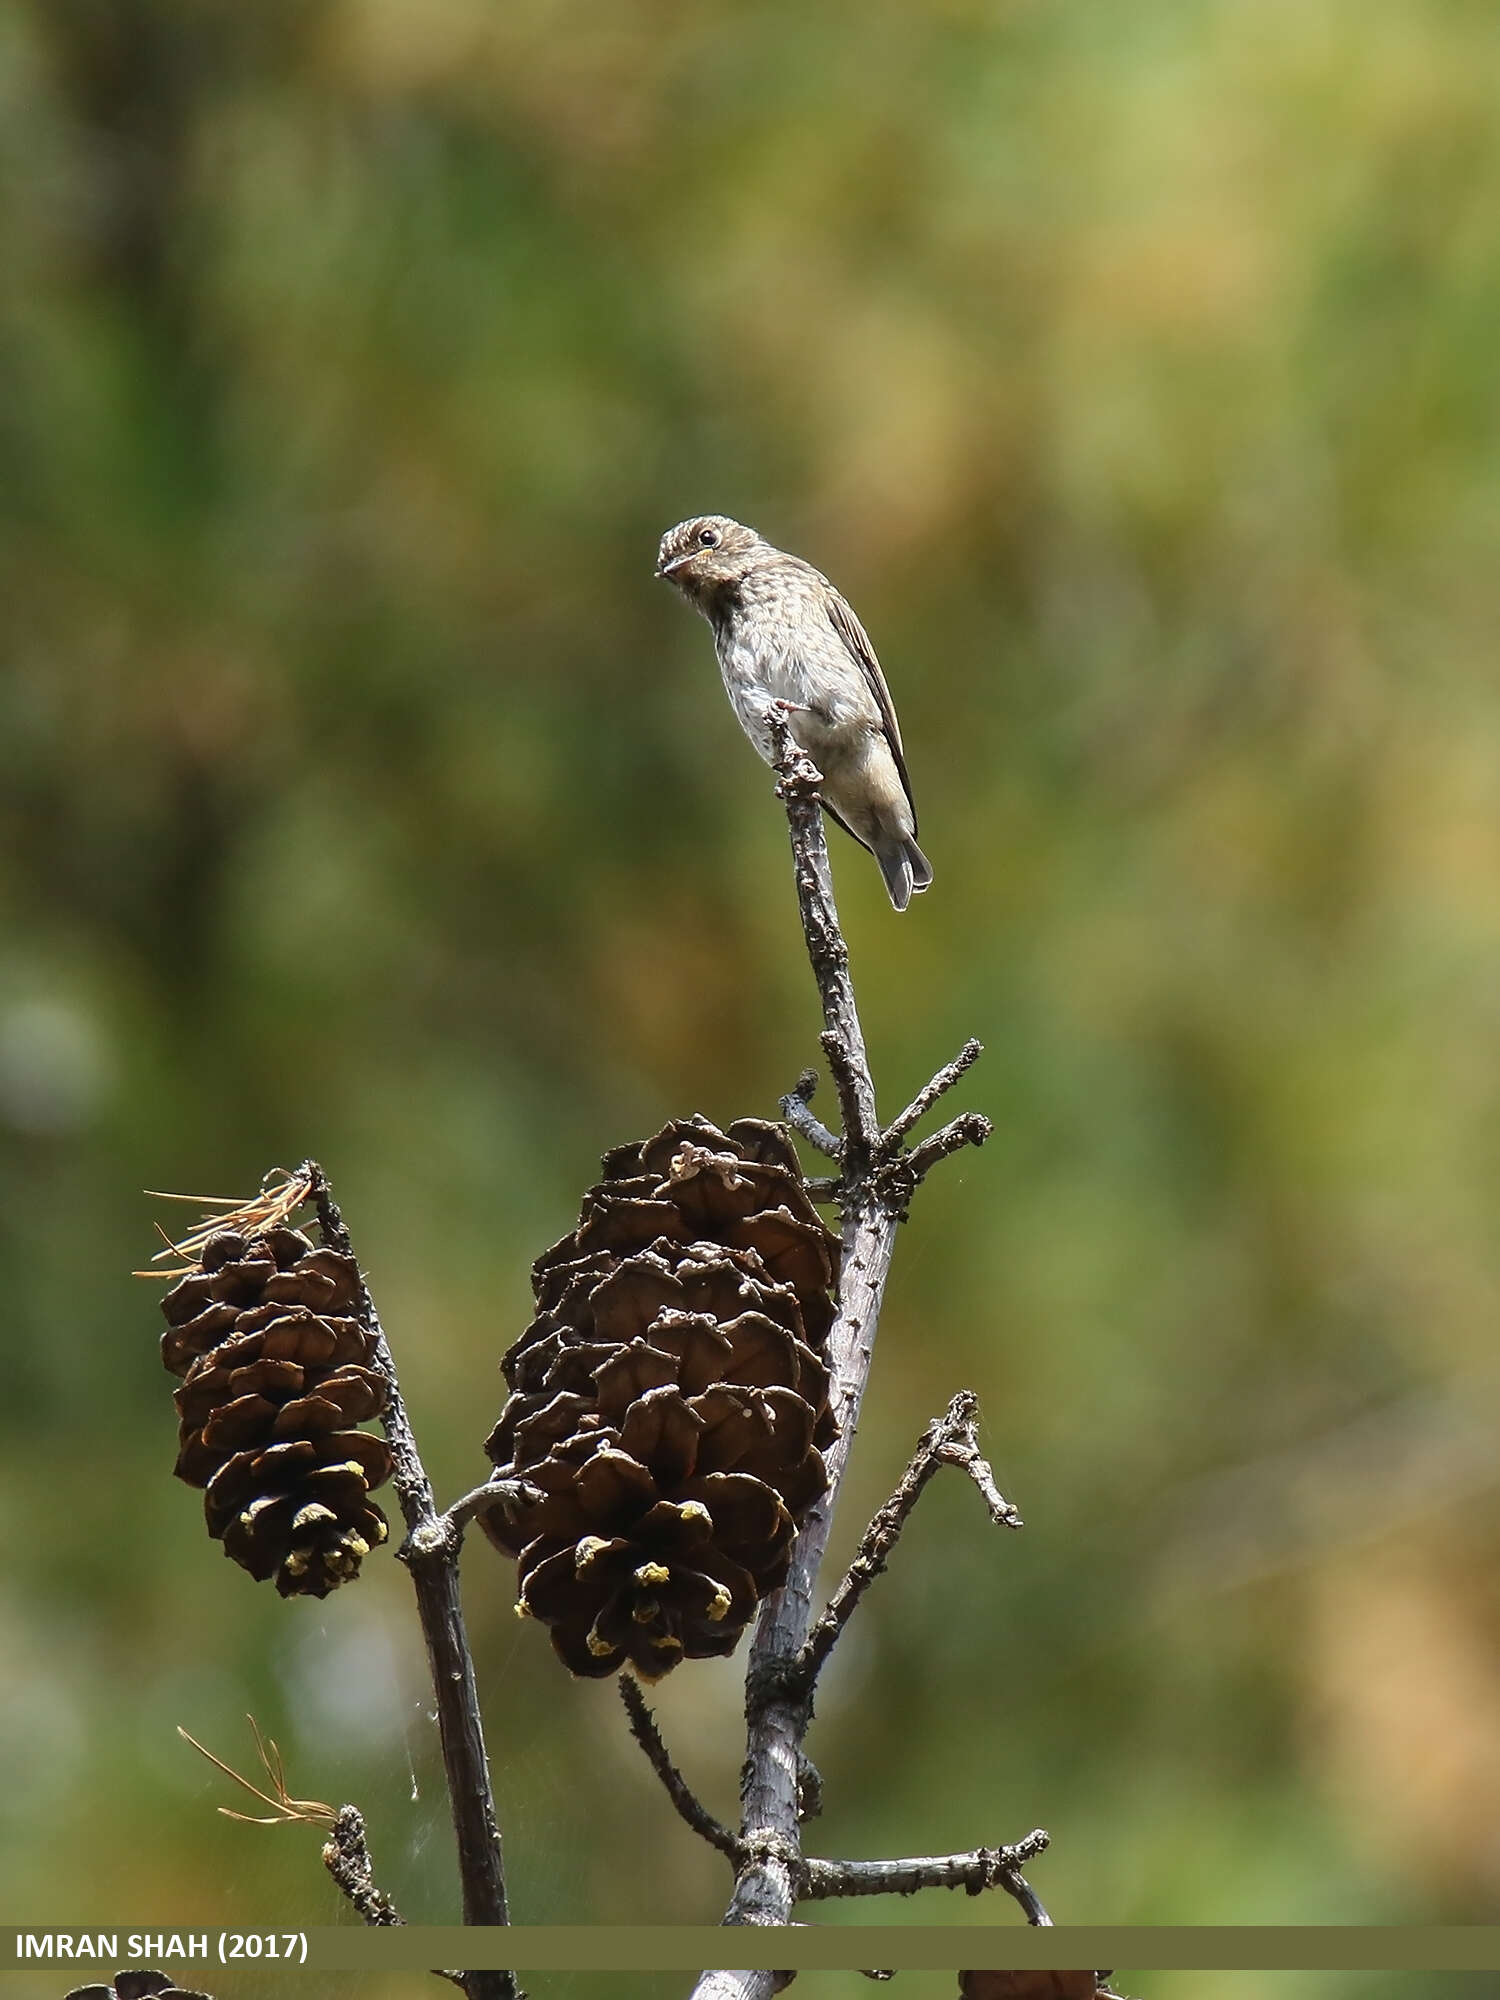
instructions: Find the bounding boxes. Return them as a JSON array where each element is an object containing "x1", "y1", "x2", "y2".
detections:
[{"x1": 655, "y1": 515, "x2": 767, "y2": 600}]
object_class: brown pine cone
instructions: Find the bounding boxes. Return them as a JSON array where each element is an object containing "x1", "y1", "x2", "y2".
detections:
[
  {"x1": 484, "y1": 1116, "x2": 839, "y2": 1679},
  {"x1": 160, "y1": 1218, "x2": 391, "y2": 1599}
]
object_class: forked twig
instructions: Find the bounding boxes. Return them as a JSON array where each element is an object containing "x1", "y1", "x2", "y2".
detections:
[
  {"x1": 885, "y1": 1038, "x2": 984, "y2": 1145},
  {"x1": 780, "y1": 1068, "x2": 843, "y2": 1161},
  {"x1": 802, "y1": 1830, "x2": 1051, "y2": 1914},
  {"x1": 800, "y1": 1391, "x2": 1021, "y2": 1694},
  {"x1": 906, "y1": 1111, "x2": 994, "y2": 1183}
]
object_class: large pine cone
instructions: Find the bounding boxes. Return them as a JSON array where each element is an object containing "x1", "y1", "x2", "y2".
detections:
[
  {"x1": 160, "y1": 1222, "x2": 391, "y2": 1599},
  {"x1": 483, "y1": 1116, "x2": 839, "y2": 1679}
]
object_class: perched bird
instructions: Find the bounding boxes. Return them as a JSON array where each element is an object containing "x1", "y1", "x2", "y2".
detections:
[{"x1": 656, "y1": 514, "x2": 932, "y2": 910}]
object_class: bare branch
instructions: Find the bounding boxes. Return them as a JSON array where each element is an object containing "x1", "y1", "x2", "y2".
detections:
[
  {"x1": 885, "y1": 1038, "x2": 984, "y2": 1146},
  {"x1": 1001, "y1": 1867, "x2": 1057, "y2": 1928},
  {"x1": 618, "y1": 1674, "x2": 742, "y2": 1864},
  {"x1": 436, "y1": 1477, "x2": 539, "y2": 1545},
  {"x1": 322, "y1": 1804, "x2": 406, "y2": 1926},
  {"x1": 780, "y1": 1068, "x2": 843, "y2": 1161},
  {"x1": 799, "y1": 1392, "x2": 1021, "y2": 1693},
  {"x1": 691, "y1": 1977, "x2": 793, "y2": 2000},
  {"x1": 716, "y1": 723, "x2": 902, "y2": 1933},
  {"x1": 802, "y1": 1829, "x2": 1050, "y2": 1904},
  {"x1": 322, "y1": 1808, "x2": 473, "y2": 1993},
  {"x1": 703, "y1": 723, "x2": 1010, "y2": 1960},
  {"x1": 934, "y1": 1401, "x2": 1024, "y2": 1530},
  {"x1": 906, "y1": 1110, "x2": 994, "y2": 1183},
  {"x1": 768, "y1": 709, "x2": 879, "y2": 1165},
  {"x1": 727, "y1": 1195, "x2": 903, "y2": 1933},
  {"x1": 305, "y1": 1163, "x2": 437, "y2": 1541},
  {"x1": 305, "y1": 1164, "x2": 520, "y2": 2000},
  {"x1": 689, "y1": 726, "x2": 1054, "y2": 1992}
]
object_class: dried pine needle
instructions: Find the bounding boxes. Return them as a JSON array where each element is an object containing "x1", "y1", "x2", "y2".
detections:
[
  {"x1": 136, "y1": 1165, "x2": 316, "y2": 1276},
  {"x1": 178, "y1": 1718, "x2": 336, "y2": 1829}
]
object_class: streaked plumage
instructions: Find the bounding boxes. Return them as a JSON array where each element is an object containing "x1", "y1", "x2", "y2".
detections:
[{"x1": 656, "y1": 514, "x2": 932, "y2": 910}]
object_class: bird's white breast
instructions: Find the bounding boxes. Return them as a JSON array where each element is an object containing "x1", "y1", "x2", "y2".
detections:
[
  {"x1": 714, "y1": 632, "x2": 793, "y2": 760},
  {"x1": 710, "y1": 574, "x2": 881, "y2": 769}
]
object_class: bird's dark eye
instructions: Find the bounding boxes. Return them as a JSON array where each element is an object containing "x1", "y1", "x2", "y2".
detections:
[{"x1": 698, "y1": 527, "x2": 720, "y2": 547}]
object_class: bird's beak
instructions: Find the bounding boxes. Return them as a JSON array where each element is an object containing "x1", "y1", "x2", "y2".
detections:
[{"x1": 656, "y1": 549, "x2": 697, "y2": 577}]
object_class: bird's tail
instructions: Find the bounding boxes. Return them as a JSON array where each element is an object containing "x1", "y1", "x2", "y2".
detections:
[{"x1": 875, "y1": 835, "x2": 933, "y2": 912}]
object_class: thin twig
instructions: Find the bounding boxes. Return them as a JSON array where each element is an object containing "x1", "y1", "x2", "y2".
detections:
[
  {"x1": 884, "y1": 1039, "x2": 984, "y2": 1146},
  {"x1": 780, "y1": 1068, "x2": 843, "y2": 1161},
  {"x1": 801, "y1": 1830, "x2": 1051, "y2": 1905},
  {"x1": 1002, "y1": 1866, "x2": 1057, "y2": 1928},
  {"x1": 799, "y1": 1392, "x2": 1021, "y2": 1693},
  {"x1": 770, "y1": 713, "x2": 879, "y2": 1167},
  {"x1": 322, "y1": 1805, "x2": 406, "y2": 1926},
  {"x1": 906, "y1": 1110, "x2": 994, "y2": 1183},
  {"x1": 305, "y1": 1164, "x2": 520, "y2": 2000},
  {"x1": 618, "y1": 1675, "x2": 742, "y2": 1863},
  {"x1": 819, "y1": 1029, "x2": 876, "y2": 1177},
  {"x1": 439, "y1": 1477, "x2": 539, "y2": 1543},
  {"x1": 937, "y1": 1411, "x2": 1024, "y2": 1529}
]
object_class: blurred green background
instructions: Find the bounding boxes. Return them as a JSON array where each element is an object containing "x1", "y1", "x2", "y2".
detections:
[{"x1": 5, "y1": 0, "x2": 1500, "y2": 1964}]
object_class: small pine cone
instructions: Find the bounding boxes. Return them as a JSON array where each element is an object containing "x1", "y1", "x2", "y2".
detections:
[
  {"x1": 160, "y1": 1222, "x2": 391, "y2": 1599},
  {"x1": 66, "y1": 1977, "x2": 213, "y2": 2000},
  {"x1": 484, "y1": 1115, "x2": 839, "y2": 1679}
]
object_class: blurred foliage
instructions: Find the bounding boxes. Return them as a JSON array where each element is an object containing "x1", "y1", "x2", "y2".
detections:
[{"x1": 5, "y1": 0, "x2": 1500, "y2": 1962}]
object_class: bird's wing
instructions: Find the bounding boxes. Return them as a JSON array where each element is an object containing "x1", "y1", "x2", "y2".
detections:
[
  {"x1": 820, "y1": 797, "x2": 865, "y2": 851},
  {"x1": 823, "y1": 587, "x2": 918, "y2": 830}
]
